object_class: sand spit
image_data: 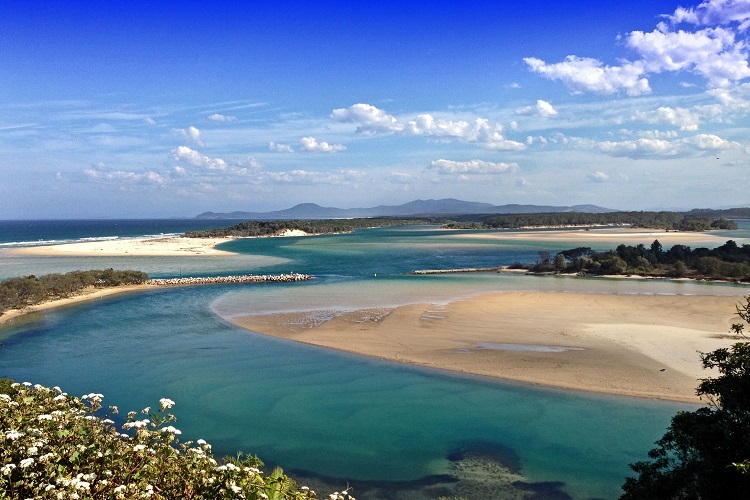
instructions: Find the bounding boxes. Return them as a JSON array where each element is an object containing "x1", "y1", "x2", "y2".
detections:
[
  {"x1": 8, "y1": 236, "x2": 237, "y2": 257},
  {"x1": 231, "y1": 291, "x2": 747, "y2": 403}
]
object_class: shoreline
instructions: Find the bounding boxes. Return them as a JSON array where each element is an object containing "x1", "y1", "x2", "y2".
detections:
[
  {"x1": 0, "y1": 285, "x2": 151, "y2": 327},
  {"x1": 6, "y1": 236, "x2": 239, "y2": 257},
  {"x1": 0, "y1": 274, "x2": 313, "y2": 327},
  {"x1": 228, "y1": 291, "x2": 747, "y2": 403}
]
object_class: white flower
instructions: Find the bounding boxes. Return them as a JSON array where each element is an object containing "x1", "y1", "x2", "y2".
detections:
[
  {"x1": 1, "y1": 464, "x2": 16, "y2": 475},
  {"x1": 159, "y1": 398, "x2": 175, "y2": 410},
  {"x1": 19, "y1": 458, "x2": 35, "y2": 468},
  {"x1": 27, "y1": 446, "x2": 39, "y2": 455},
  {"x1": 133, "y1": 445, "x2": 146, "y2": 452},
  {"x1": 196, "y1": 439, "x2": 207, "y2": 445},
  {"x1": 5, "y1": 430, "x2": 23, "y2": 440},
  {"x1": 161, "y1": 425, "x2": 181, "y2": 435},
  {"x1": 38, "y1": 414, "x2": 53, "y2": 421}
]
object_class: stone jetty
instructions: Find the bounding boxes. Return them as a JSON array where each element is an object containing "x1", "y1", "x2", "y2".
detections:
[
  {"x1": 147, "y1": 273, "x2": 313, "y2": 286},
  {"x1": 412, "y1": 267, "x2": 500, "y2": 275}
]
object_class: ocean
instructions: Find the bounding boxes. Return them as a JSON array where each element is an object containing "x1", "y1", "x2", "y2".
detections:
[{"x1": 2, "y1": 220, "x2": 750, "y2": 499}]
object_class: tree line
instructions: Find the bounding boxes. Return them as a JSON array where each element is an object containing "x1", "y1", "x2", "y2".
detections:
[
  {"x1": 523, "y1": 239, "x2": 750, "y2": 281},
  {"x1": 0, "y1": 269, "x2": 148, "y2": 315},
  {"x1": 182, "y1": 217, "x2": 443, "y2": 237},
  {"x1": 447, "y1": 211, "x2": 739, "y2": 230}
]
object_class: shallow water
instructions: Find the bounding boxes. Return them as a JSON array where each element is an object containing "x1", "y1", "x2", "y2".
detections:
[{"x1": 2, "y1": 224, "x2": 748, "y2": 499}]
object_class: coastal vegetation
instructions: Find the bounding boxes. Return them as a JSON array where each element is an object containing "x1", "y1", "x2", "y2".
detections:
[
  {"x1": 185, "y1": 211, "x2": 740, "y2": 238},
  {"x1": 0, "y1": 270, "x2": 148, "y2": 315},
  {"x1": 182, "y1": 217, "x2": 441, "y2": 238},
  {"x1": 446, "y1": 211, "x2": 738, "y2": 231},
  {"x1": 621, "y1": 296, "x2": 750, "y2": 498},
  {"x1": 523, "y1": 240, "x2": 750, "y2": 282},
  {"x1": 0, "y1": 381, "x2": 340, "y2": 499}
]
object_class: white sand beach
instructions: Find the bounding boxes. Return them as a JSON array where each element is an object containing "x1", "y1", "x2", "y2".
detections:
[
  {"x1": 452, "y1": 227, "x2": 743, "y2": 246},
  {"x1": 231, "y1": 291, "x2": 747, "y2": 403},
  {"x1": 8, "y1": 236, "x2": 236, "y2": 257}
]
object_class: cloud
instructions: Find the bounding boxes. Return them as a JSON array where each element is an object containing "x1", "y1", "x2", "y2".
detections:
[
  {"x1": 144, "y1": 117, "x2": 156, "y2": 125},
  {"x1": 524, "y1": 56, "x2": 651, "y2": 96},
  {"x1": 588, "y1": 171, "x2": 610, "y2": 183},
  {"x1": 331, "y1": 103, "x2": 402, "y2": 135},
  {"x1": 527, "y1": 1, "x2": 750, "y2": 92},
  {"x1": 170, "y1": 146, "x2": 228, "y2": 171},
  {"x1": 208, "y1": 113, "x2": 238, "y2": 123},
  {"x1": 332, "y1": 103, "x2": 525, "y2": 150},
  {"x1": 429, "y1": 159, "x2": 518, "y2": 175},
  {"x1": 261, "y1": 169, "x2": 363, "y2": 185},
  {"x1": 83, "y1": 164, "x2": 166, "y2": 185},
  {"x1": 269, "y1": 142, "x2": 295, "y2": 153},
  {"x1": 666, "y1": 0, "x2": 750, "y2": 27},
  {"x1": 173, "y1": 126, "x2": 203, "y2": 146},
  {"x1": 515, "y1": 99, "x2": 559, "y2": 117},
  {"x1": 298, "y1": 136, "x2": 346, "y2": 153},
  {"x1": 626, "y1": 26, "x2": 750, "y2": 87},
  {"x1": 631, "y1": 106, "x2": 700, "y2": 130},
  {"x1": 563, "y1": 132, "x2": 739, "y2": 158}
]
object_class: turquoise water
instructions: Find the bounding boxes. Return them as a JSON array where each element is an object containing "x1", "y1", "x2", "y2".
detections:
[{"x1": 2, "y1": 224, "x2": 750, "y2": 498}]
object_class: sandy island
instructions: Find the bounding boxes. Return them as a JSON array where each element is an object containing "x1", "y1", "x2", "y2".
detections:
[
  {"x1": 230, "y1": 292, "x2": 747, "y2": 403},
  {"x1": 7, "y1": 236, "x2": 238, "y2": 257},
  {"x1": 453, "y1": 226, "x2": 745, "y2": 246}
]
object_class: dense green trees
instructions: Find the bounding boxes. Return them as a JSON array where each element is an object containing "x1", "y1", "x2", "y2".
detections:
[
  {"x1": 446, "y1": 211, "x2": 739, "y2": 230},
  {"x1": 183, "y1": 218, "x2": 439, "y2": 238},
  {"x1": 529, "y1": 240, "x2": 750, "y2": 281},
  {"x1": 621, "y1": 297, "x2": 750, "y2": 498},
  {"x1": 0, "y1": 269, "x2": 148, "y2": 315}
]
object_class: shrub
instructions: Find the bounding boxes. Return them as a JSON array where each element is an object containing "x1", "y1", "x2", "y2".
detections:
[{"x1": 0, "y1": 383, "x2": 355, "y2": 499}]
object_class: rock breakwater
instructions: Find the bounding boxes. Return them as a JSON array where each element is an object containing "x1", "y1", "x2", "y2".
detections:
[{"x1": 147, "y1": 273, "x2": 313, "y2": 286}]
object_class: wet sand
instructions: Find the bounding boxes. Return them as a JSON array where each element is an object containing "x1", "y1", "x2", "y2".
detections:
[{"x1": 230, "y1": 292, "x2": 746, "y2": 403}]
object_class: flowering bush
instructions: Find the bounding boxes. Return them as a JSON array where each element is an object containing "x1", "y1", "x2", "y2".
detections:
[{"x1": 0, "y1": 381, "x2": 356, "y2": 500}]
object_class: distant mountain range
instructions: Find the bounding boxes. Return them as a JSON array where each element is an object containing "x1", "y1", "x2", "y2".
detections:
[{"x1": 195, "y1": 199, "x2": 616, "y2": 220}]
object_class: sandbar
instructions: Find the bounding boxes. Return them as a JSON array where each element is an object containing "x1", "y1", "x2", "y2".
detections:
[
  {"x1": 452, "y1": 227, "x2": 745, "y2": 246},
  {"x1": 7, "y1": 236, "x2": 236, "y2": 257},
  {"x1": 230, "y1": 292, "x2": 747, "y2": 402}
]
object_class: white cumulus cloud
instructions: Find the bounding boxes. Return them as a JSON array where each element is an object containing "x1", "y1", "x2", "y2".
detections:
[
  {"x1": 515, "y1": 99, "x2": 559, "y2": 117},
  {"x1": 331, "y1": 103, "x2": 402, "y2": 135},
  {"x1": 170, "y1": 146, "x2": 228, "y2": 171},
  {"x1": 429, "y1": 159, "x2": 518, "y2": 175},
  {"x1": 588, "y1": 171, "x2": 610, "y2": 183},
  {"x1": 667, "y1": 0, "x2": 750, "y2": 27},
  {"x1": 173, "y1": 126, "x2": 203, "y2": 146},
  {"x1": 524, "y1": 56, "x2": 651, "y2": 96},
  {"x1": 332, "y1": 103, "x2": 525, "y2": 150},
  {"x1": 298, "y1": 136, "x2": 346, "y2": 153},
  {"x1": 269, "y1": 142, "x2": 295, "y2": 153},
  {"x1": 631, "y1": 106, "x2": 700, "y2": 130}
]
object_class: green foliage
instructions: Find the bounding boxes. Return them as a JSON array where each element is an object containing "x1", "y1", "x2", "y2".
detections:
[
  {"x1": 183, "y1": 218, "x2": 443, "y2": 238},
  {"x1": 0, "y1": 269, "x2": 149, "y2": 315},
  {"x1": 621, "y1": 297, "x2": 750, "y2": 498},
  {"x1": 525, "y1": 240, "x2": 750, "y2": 281},
  {"x1": 464, "y1": 211, "x2": 737, "y2": 231},
  {"x1": 0, "y1": 383, "x2": 350, "y2": 499}
]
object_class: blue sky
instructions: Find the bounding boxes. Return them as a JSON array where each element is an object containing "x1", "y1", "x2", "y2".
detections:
[{"x1": 2, "y1": 0, "x2": 750, "y2": 218}]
